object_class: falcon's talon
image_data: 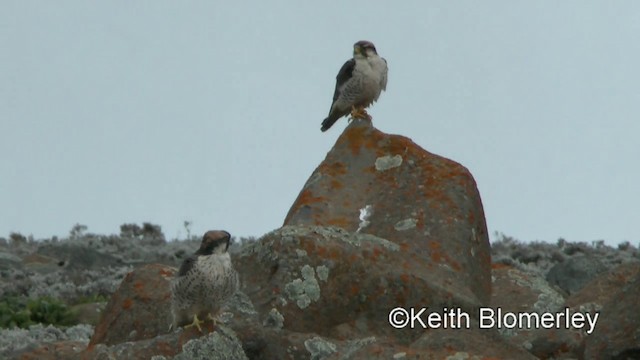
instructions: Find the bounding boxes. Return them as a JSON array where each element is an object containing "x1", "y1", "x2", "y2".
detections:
[
  {"x1": 207, "y1": 312, "x2": 219, "y2": 326},
  {"x1": 184, "y1": 314, "x2": 205, "y2": 332},
  {"x1": 349, "y1": 106, "x2": 371, "y2": 120}
]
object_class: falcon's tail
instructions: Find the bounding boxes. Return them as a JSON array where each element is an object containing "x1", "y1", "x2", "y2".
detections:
[{"x1": 321, "y1": 116, "x2": 339, "y2": 132}]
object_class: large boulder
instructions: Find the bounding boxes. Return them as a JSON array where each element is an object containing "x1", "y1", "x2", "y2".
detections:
[
  {"x1": 87, "y1": 264, "x2": 175, "y2": 347},
  {"x1": 546, "y1": 254, "x2": 608, "y2": 295},
  {"x1": 488, "y1": 263, "x2": 594, "y2": 359},
  {"x1": 236, "y1": 226, "x2": 444, "y2": 343},
  {"x1": 283, "y1": 119, "x2": 491, "y2": 310},
  {"x1": 582, "y1": 262, "x2": 640, "y2": 359},
  {"x1": 527, "y1": 261, "x2": 640, "y2": 359}
]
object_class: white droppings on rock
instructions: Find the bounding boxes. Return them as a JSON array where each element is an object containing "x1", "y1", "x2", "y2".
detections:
[
  {"x1": 357, "y1": 205, "x2": 374, "y2": 233},
  {"x1": 375, "y1": 154, "x2": 403, "y2": 171}
]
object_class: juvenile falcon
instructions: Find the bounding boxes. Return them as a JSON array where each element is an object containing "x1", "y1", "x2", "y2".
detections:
[
  {"x1": 321, "y1": 40, "x2": 388, "y2": 132},
  {"x1": 170, "y1": 230, "x2": 239, "y2": 332}
]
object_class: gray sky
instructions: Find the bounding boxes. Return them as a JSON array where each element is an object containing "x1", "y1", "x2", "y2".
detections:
[{"x1": 2, "y1": 2, "x2": 639, "y2": 244}]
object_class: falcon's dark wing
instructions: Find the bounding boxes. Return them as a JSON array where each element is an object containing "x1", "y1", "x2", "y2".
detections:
[
  {"x1": 321, "y1": 58, "x2": 356, "y2": 132},
  {"x1": 177, "y1": 256, "x2": 197, "y2": 276},
  {"x1": 331, "y1": 58, "x2": 355, "y2": 102}
]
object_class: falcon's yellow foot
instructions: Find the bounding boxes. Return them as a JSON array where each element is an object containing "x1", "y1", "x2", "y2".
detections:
[
  {"x1": 349, "y1": 106, "x2": 371, "y2": 121},
  {"x1": 184, "y1": 314, "x2": 205, "y2": 332},
  {"x1": 207, "y1": 313, "x2": 218, "y2": 326}
]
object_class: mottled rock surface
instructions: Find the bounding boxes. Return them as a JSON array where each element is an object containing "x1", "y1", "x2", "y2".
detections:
[
  {"x1": 583, "y1": 264, "x2": 640, "y2": 359},
  {"x1": 237, "y1": 226, "x2": 452, "y2": 343},
  {"x1": 284, "y1": 119, "x2": 491, "y2": 312},
  {"x1": 546, "y1": 254, "x2": 608, "y2": 295},
  {"x1": 88, "y1": 264, "x2": 175, "y2": 347},
  {"x1": 489, "y1": 262, "x2": 590, "y2": 359}
]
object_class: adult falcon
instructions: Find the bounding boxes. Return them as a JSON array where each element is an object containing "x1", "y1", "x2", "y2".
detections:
[
  {"x1": 170, "y1": 230, "x2": 239, "y2": 332},
  {"x1": 321, "y1": 40, "x2": 388, "y2": 132}
]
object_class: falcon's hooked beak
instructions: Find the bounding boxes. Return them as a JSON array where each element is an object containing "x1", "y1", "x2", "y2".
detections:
[{"x1": 353, "y1": 45, "x2": 362, "y2": 56}]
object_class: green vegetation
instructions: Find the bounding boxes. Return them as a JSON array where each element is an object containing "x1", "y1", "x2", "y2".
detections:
[
  {"x1": 74, "y1": 293, "x2": 109, "y2": 305},
  {"x1": 0, "y1": 296, "x2": 78, "y2": 329}
]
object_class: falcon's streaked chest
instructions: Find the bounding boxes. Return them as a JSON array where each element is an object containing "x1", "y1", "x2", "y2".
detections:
[{"x1": 172, "y1": 252, "x2": 238, "y2": 307}]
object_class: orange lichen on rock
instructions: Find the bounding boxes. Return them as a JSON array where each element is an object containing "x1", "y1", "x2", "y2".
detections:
[
  {"x1": 400, "y1": 273, "x2": 410, "y2": 283},
  {"x1": 350, "y1": 284, "x2": 360, "y2": 296},
  {"x1": 159, "y1": 268, "x2": 174, "y2": 277},
  {"x1": 325, "y1": 217, "x2": 350, "y2": 228},
  {"x1": 491, "y1": 262, "x2": 512, "y2": 270},
  {"x1": 341, "y1": 125, "x2": 367, "y2": 155},
  {"x1": 122, "y1": 298, "x2": 133, "y2": 310},
  {"x1": 318, "y1": 161, "x2": 348, "y2": 176},
  {"x1": 376, "y1": 134, "x2": 412, "y2": 157},
  {"x1": 296, "y1": 189, "x2": 326, "y2": 206},
  {"x1": 329, "y1": 179, "x2": 343, "y2": 190}
]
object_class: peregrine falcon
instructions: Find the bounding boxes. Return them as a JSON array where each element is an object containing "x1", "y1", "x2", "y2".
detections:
[
  {"x1": 170, "y1": 230, "x2": 239, "y2": 332},
  {"x1": 321, "y1": 40, "x2": 388, "y2": 132}
]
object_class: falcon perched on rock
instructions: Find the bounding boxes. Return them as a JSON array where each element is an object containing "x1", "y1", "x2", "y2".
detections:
[
  {"x1": 170, "y1": 230, "x2": 239, "y2": 332},
  {"x1": 321, "y1": 40, "x2": 388, "y2": 132}
]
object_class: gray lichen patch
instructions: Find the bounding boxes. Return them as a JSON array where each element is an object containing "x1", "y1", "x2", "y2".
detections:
[
  {"x1": 341, "y1": 336, "x2": 377, "y2": 358},
  {"x1": 577, "y1": 302, "x2": 602, "y2": 313},
  {"x1": 445, "y1": 352, "x2": 477, "y2": 360},
  {"x1": 265, "y1": 225, "x2": 400, "y2": 255},
  {"x1": 394, "y1": 218, "x2": 418, "y2": 231},
  {"x1": 284, "y1": 265, "x2": 321, "y2": 309},
  {"x1": 173, "y1": 325, "x2": 248, "y2": 360},
  {"x1": 507, "y1": 269, "x2": 564, "y2": 313},
  {"x1": 316, "y1": 265, "x2": 329, "y2": 282},
  {"x1": 347, "y1": 233, "x2": 400, "y2": 251},
  {"x1": 304, "y1": 336, "x2": 337, "y2": 360},
  {"x1": 228, "y1": 291, "x2": 257, "y2": 315},
  {"x1": 277, "y1": 225, "x2": 348, "y2": 240},
  {"x1": 375, "y1": 154, "x2": 403, "y2": 171},
  {"x1": 296, "y1": 249, "x2": 308, "y2": 257},
  {"x1": 263, "y1": 308, "x2": 285, "y2": 330}
]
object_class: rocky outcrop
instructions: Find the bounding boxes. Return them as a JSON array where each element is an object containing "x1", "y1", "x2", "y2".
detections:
[
  {"x1": 581, "y1": 263, "x2": 640, "y2": 359},
  {"x1": 79, "y1": 120, "x2": 510, "y2": 358},
  {"x1": 546, "y1": 254, "x2": 608, "y2": 295},
  {"x1": 7, "y1": 120, "x2": 640, "y2": 359},
  {"x1": 87, "y1": 264, "x2": 175, "y2": 347},
  {"x1": 285, "y1": 119, "x2": 491, "y2": 308}
]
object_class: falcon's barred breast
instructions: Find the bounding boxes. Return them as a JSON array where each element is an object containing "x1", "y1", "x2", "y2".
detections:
[
  {"x1": 170, "y1": 230, "x2": 239, "y2": 331},
  {"x1": 321, "y1": 40, "x2": 388, "y2": 132}
]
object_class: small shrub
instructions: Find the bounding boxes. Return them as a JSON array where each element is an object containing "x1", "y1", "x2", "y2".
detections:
[
  {"x1": 27, "y1": 297, "x2": 76, "y2": 327},
  {"x1": 0, "y1": 296, "x2": 77, "y2": 329},
  {"x1": 9, "y1": 233, "x2": 27, "y2": 246},
  {"x1": 69, "y1": 224, "x2": 88, "y2": 239},
  {"x1": 0, "y1": 297, "x2": 31, "y2": 328},
  {"x1": 74, "y1": 294, "x2": 109, "y2": 305}
]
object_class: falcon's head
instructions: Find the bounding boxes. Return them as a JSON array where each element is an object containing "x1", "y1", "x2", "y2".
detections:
[
  {"x1": 353, "y1": 40, "x2": 378, "y2": 58},
  {"x1": 196, "y1": 230, "x2": 231, "y2": 256}
]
